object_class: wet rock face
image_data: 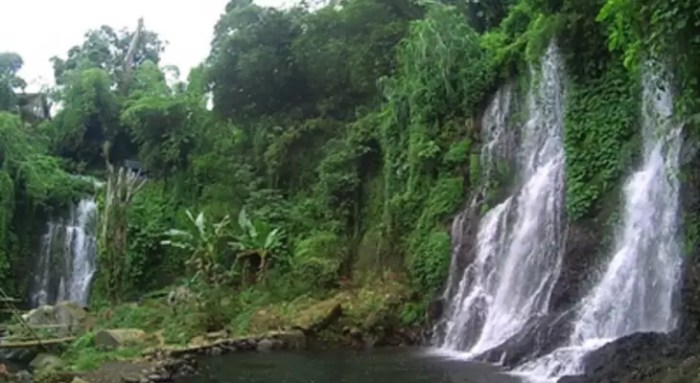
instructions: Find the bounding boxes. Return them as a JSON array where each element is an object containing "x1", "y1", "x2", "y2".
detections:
[
  {"x1": 550, "y1": 223, "x2": 601, "y2": 312},
  {"x1": 679, "y1": 258, "x2": 700, "y2": 339},
  {"x1": 476, "y1": 309, "x2": 576, "y2": 368},
  {"x1": 678, "y1": 144, "x2": 700, "y2": 341},
  {"x1": 467, "y1": 222, "x2": 601, "y2": 368},
  {"x1": 556, "y1": 332, "x2": 692, "y2": 383}
]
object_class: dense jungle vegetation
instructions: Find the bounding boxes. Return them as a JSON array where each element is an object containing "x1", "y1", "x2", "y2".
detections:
[{"x1": 1, "y1": 0, "x2": 699, "y2": 342}]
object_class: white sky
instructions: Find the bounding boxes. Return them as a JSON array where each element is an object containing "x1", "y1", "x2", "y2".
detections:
[{"x1": 1, "y1": 0, "x2": 286, "y2": 91}]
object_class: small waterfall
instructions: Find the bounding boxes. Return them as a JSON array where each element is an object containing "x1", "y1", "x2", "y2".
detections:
[
  {"x1": 516, "y1": 62, "x2": 683, "y2": 381},
  {"x1": 439, "y1": 83, "x2": 516, "y2": 310},
  {"x1": 30, "y1": 198, "x2": 98, "y2": 307},
  {"x1": 434, "y1": 41, "x2": 566, "y2": 356}
]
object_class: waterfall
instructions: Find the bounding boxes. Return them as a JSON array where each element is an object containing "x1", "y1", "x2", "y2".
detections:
[
  {"x1": 515, "y1": 62, "x2": 683, "y2": 381},
  {"x1": 433, "y1": 41, "x2": 566, "y2": 356},
  {"x1": 30, "y1": 198, "x2": 98, "y2": 307}
]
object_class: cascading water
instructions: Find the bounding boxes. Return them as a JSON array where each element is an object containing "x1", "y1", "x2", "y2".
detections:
[
  {"x1": 30, "y1": 198, "x2": 98, "y2": 307},
  {"x1": 439, "y1": 83, "x2": 517, "y2": 311},
  {"x1": 515, "y1": 62, "x2": 684, "y2": 381},
  {"x1": 433, "y1": 41, "x2": 566, "y2": 356}
]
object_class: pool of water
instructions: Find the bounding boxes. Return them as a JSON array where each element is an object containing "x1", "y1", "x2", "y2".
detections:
[{"x1": 179, "y1": 348, "x2": 523, "y2": 383}]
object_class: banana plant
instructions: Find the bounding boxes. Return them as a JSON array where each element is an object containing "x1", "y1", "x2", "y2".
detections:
[
  {"x1": 162, "y1": 210, "x2": 231, "y2": 285},
  {"x1": 230, "y1": 208, "x2": 283, "y2": 279}
]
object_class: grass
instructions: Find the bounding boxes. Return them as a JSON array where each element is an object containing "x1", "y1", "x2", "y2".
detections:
[{"x1": 32, "y1": 271, "x2": 417, "y2": 378}]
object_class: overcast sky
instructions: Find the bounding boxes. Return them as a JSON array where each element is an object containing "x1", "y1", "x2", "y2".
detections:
[{"x1": 1, "y1": 0, "x2": 285, "y2": 91}]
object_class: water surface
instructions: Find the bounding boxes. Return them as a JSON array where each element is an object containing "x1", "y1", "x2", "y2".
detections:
[{"x1": 180, "y1": 348, "x2": 522, "y2": 383}]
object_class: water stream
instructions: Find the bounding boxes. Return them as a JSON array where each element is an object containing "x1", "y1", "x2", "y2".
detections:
[
  {"x1": 515, "y1": 62, "x2": 684, "y2": 381},
  {"x1": 179, "y1": 349, "x2": 522, "y2": 383},
  {"x1": 30, "y1": 198, "x2": 98, "y2": 307},
  {"x1": 433, "y1": 41, "x2": 566, "y2": 357}
]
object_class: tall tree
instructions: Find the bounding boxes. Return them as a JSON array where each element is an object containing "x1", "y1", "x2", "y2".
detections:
[
  {"x1": 50, "y1": 24, "x2": 166, "y2": 87},
  {"x1": 0, "y1": 53, "x2": 26, "y2": 112}
]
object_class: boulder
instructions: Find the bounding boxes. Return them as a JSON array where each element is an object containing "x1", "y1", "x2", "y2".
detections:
[
  {"x1": 95, "y1": 329, "x2": 149, "y2": 349},
  {"x1": 22, "y1": 302, "x2": 94, "y2": 337},
  {"x1": 256, "y1": 338, "x2": 276, "y2": 352},
  {"x1": 29, "y1": 353, "x2": 64, "y2": 372},
  {"x1": 266, "y1": 330, "x2": 306, "y2": 350},
  {"x1": 563, "y1": 331, "x2": 692, "y2": 383},
  {"x1": 71, "y1": 378, "x2": 89, "y2": 383},
  {"x1": 291, "y1": 302, "x2": 342, "y2": 333}
]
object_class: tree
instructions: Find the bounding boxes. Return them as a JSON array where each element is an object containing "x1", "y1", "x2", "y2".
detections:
[
  {"x1": 47, "y1": 68, "x2": 120, "y2": 168},
  {"x1": 99, "y1": 162, "x2": 146, "y2": 303},
  {"x1": 0, "y1": 53, "x2": 26, "y2": 112},
  {"x1": 51, "y1": 24, "x2": 165, "y2": 87},
  {"x1": 291, "y1": 0, "x2": 417, "y2": 117},
  {"x1": 120, "y1": 93, "x2": 204, "y2": 178},
  {"x1": 208, "y1": 1, "x2": 309, "y2": 119}
]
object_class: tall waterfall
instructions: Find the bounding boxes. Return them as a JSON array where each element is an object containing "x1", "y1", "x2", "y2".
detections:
[
  {"x1": 516, "y1": 63, "x2": 684, "y2": 381},
  {"x1": 30, "y1": 198, "x2": 98, "y2": 307},
  {"x1": 433, "y1": 41, "x2": 566, "y2": 356}
]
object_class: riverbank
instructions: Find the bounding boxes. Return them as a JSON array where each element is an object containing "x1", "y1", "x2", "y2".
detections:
[{"x1": 14, "y1": 274, "x2": 425, "y2": 383}]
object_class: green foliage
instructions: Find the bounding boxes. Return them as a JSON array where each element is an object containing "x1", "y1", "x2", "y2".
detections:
[
  {"x1": 379, "y1": 4, "x2": 494, "y2": 272},
  {"x1": 0, "y1": 52, "x2": 26, "y2": 112},
  {"x1": 125, "y1": 182, "x2": 178, "y2": 294},
  {"x1": 292, "y1": 231, "x2": 343, "y2": 289},
  {"x1": 208, "y1": 1, "x2": 307, "y2": 119},
  {"x1": 408, "y1": 230, "x2": 451, "y2": 294},
  {"x1": 61, "y1": 332, "x2": 143, "y2": 372},
  {"x1": 162, "y1": 210, "x2": 232, "y2": 284},
  {"x1": 50, "y1": 24, "x2": 165, "y2": 86},
  {"x1": 15, "y1": 0, "x2": 699, "y2": 327},
  {"x1": 48, "y1": 68, "x2": 119, "y2": 167},
  {"x1": 232, "y1": 208, "x2": 286, "y2": 278},
  {"x1": 121, "y1": 93, "x2": 205, "y2": 177},
  {"x1": 596, "y1": 0, "x2": 700, "y2": 136},
  {"x1": 399, "y1": 301, "x2": 426, "y2": 326},
  {"x1": 290, "y1": 0, "x2": 416, "y2": 117},
  {"x1": 403, "y1": 176, "x2": 463, "y2": 293},
  {"x1": 0, "y1": 112, "x2": 89, "y2": 293},
  {"x1": 565, "y1": 63, "x2": 639, "y2": 220}
]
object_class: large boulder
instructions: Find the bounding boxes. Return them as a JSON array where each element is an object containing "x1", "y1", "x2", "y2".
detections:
[
  {"x1": 558, "y1": 332, "x2": 691, "y2": 383},
  {"x1": 95, "y1": 329, "x2": 149, "y2": 349},
  {"x1": 21, "y1": 302, "x2": 94, "y2": 337}
]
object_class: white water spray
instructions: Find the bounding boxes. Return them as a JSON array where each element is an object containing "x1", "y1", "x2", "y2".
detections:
[
  {"x1": 516, "y1": 62, "x2": 683, "y2": 381},
  {"x1": 434, "y1": 41, "x2": 566, "y2": 356},
  {"x1": 30, "y1": 198, "x2": 98, "y2": 307}
]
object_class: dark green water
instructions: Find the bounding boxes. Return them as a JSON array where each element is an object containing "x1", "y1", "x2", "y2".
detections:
[{"x1": 180, "y1": 348, "x2": 523, "y2": 383}]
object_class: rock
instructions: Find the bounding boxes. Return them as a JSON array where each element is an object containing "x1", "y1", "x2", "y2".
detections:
[
  {"x1": 95, "y1": 329, "x2": 149, "y2": 349},
  {"x1": 562, "y1": 331, "x2": 691, "y2": 383},
  {"x1": 188, "y1": 336, "x2": 207, "y2": 347},
  {"x1": 29, "y1": 353, "x2": 64, "y2": 372},
  {"x1": 291, "y1": 301, "x2": 342, "y2": 333},
  {"x1": 167, "y1": 287, "x2": 196, "y2": 308},
  {"x1": 9, "y1": 371, "x2": 31, "y2": 383},
  {"x1": 0, "y1": 348, "x2": 36, "y2": 364},
  {"x1": 426, "y1": 298, "x2": 444, "y2": 324},
  {"x1": 256, "y1": 339, "x2": 275, "y2": 352},
  {"x1": 71, "y1": 378, "x2": 90, "y2": 383},
  {"x1": 349, "y1": 327, "x2": 363, "y2": 339},
  {"x1": 476, "y1": 309, "x2": 576, "y2": 367},
  {"x1": 22, "y1": 302, "x2": 94, "y2": 337},
  {"x1": 266, "y1": 330, "x2": 306, "y2": 350},
  {"x1": 205, "y1": 330, "x2": 227, "y2": 340},
  {"x1": 550, "y1": 224, "x2": 600, "y2": 312}
]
